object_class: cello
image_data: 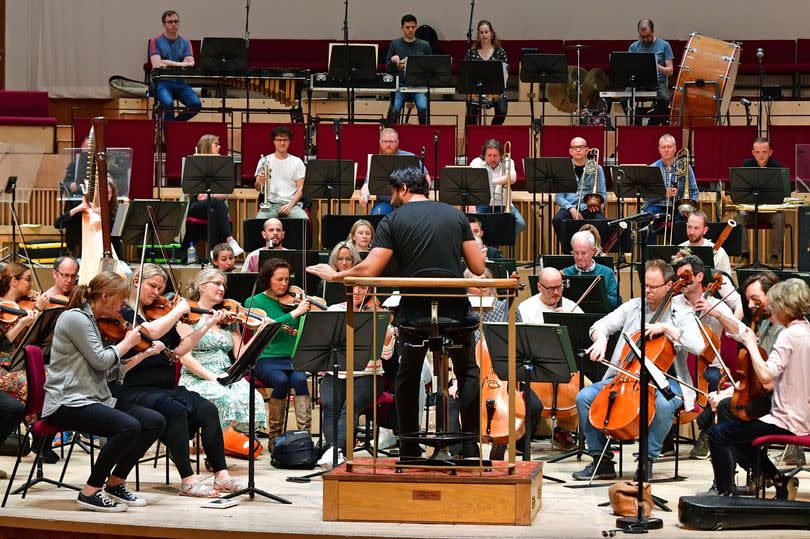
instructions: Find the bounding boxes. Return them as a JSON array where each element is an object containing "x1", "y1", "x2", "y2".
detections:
[
  {"x1": 730, "y1": 300, "x2": 770, "y2": 420},
  {"x1": 588, "y1": 272, "x2": 692, "y2": 440},
  {"x1": 477, "y1": 337, "x2": 526, "y2": 444}
]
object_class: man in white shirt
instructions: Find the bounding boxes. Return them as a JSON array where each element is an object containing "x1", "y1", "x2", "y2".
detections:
[
  {"x1": 241, "y1": 218, "x2": 288, "y2": 273},
  {"x1": 469, "y1": 139, "x2": 525, "y2": 236},
  {"x1": 254, "y1": 125, "x2": 308, "y2": 220},
  {"x1": 518, "y1": 267, "x2": 582, "y2": 324}
]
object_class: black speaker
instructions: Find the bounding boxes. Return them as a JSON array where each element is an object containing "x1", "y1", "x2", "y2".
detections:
[{"x1": 799, "y1": 206, "x2": 810, "y2": 271}]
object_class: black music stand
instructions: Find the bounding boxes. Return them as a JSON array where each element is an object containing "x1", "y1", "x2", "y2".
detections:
[
  {"x1": 466, "y1": 212, "x2": 517, "y2": 249},
  {"x1": 328, "y1": 44, "x2": 377, "y2": 120},
  {"x1": 563, "y1": 275, "x2": 610, "y2": 314},
  {"x1": 199, "y1": 37, "x2": 248, "y2": 73},
  {"x1": 321, "y1": 214, "x2": 384, "y2": 249},
  {"x1": 286, "y1": 311, "x2": 388, "y2": 482},
  {"x1": 217, "y1": 321, "x2": 290, "y2": 504},
  {"x1": 520, "y1": 54, "x2": 568, "y2": 155},
  {"x1": 729, "y1": 167, "x2": 790, "y2": 268},
  {"x1": 258, "y1": 249, "x2": 322, "y2": 292},
  {"x1": 225, "y1": 272, "x2": 258, "y2": 304},
  {"x1": 367, "y1": 154, "x2": 421, "y2": 198},
  {"x1": 524, "y1": 157, "x2": 577, "y2": 267},
  {"x1": 457, "y1": 60, "x2": 507, "y2": 125},
  {"x1": 403, "y1": 55, "x2": 452, "y2": 124},
  {"x1": 181, "y1": 155, "x2": 235, "y2": 264},
  {"x1": 437, "y1": 166, "x2": 490, "y2": 208},
  {"x1": 483, "y1": 322, "x2": 575, "y2": 482},
  {"x1": 302, "y1": 159, "x2": 355, "y2": 215},
  {"x1": 609, "y1": 52, "x2": 657, "y2": 125},
  {"x1": 118, "y1": 200, "x2": 189, "y2": 263}
]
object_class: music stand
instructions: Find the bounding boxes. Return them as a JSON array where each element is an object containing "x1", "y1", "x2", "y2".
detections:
[
  {"x1": 200, "y1": 37, "x2": 248, "y2": 73},
  {"x1": 563, "y1": 275, "x2": 610, "y2": 314},
  {"x1": 224, "y1": 272, "x2": 258, "y2": 304},
  {"x1": 403, "y1": 55, "x2": 452, "y2": 124},
  {"x1": 457, "y1": 60, "x2": 507, "y2": 125},
  {"x1": 729, "y1": 167, "x2": 790, "y2": 268},
  {"x1": 483, "y1": 322, "x2": 575, "y2": 482},
  {"x1": 302, "y1": 159, "x2": 355, "y2": 215},
  {"x1": 524, "y1": 157, "x2": 577, "y2": 266},
  {"x1": 520, "y1": 54, "x2": 568, "y2": 155},
  {"x1": 287, "y1": 311, "x2": 388, "y2": 482},
  {"x1": 609, "y1": 52, "x2": 658, "y2": 125},
  {"x1": 117, "y1": 200, "x2": 189, "y2": 263},
  {"x1": 217, "y1": 321, "x2": 290, "y2": 504},
  {"x1": 328, "y1": 44, "x2": 377, "y2": 120},
  {"x1": 437, "y1": 166, "x2": 490, "y2": 207},
  {"x1": 182, "y1": 155, "x2": 235, "y2": 264},
  {"x1": 258, "y1": 249, "x2": 322, "y2": 292},
  {"x1": 8, "y1": 307, "x2": 65, "y2": 371},
  {"x1": 367, "y1": 154, "x2": 421, "y2": 198}
]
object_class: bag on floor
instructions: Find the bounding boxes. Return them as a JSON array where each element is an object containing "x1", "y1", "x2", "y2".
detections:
[
  {"x1": 271, "y1": 430, "x2": 317, "y2": 470},
  {"x1": 609, "y1": 480, "x2": 653, "y2": 517},
  {"x1": 0, "y1": 432, "x2": 30, "y2": 457},
  {"x1": 222, "y1": 426, "x2": 262, "y2": 459}
]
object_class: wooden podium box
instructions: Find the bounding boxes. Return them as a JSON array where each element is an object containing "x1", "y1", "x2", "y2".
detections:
[{"x1": 323, "y1": 459, "x2": 542, "y2": 526}]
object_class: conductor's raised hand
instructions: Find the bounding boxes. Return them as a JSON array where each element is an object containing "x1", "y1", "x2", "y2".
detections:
[{"x1": 307, "y1": 263, "x2": 338, "y2": 282}]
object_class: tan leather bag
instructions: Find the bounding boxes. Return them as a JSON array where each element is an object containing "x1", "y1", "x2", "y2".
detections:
[{"x1": 608, "y1": 481, "x2": 653, "y2": 517}]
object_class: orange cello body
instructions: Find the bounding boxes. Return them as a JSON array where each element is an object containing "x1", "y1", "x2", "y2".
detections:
[
  {"x1": 531, "y1": 372, "x2": 581, "y2": 421},
  {"x1": 476, "y1": 338, "x2": 526, "y2": 444}
]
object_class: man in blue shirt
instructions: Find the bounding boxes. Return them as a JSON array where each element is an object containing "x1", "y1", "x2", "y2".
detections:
[
  {"x1": 149, "y1": 10, "x2": 201, "y2": 122},
  {"x1": 628, "y1": 19, "x2": 674, "y2": 126},
  {"x1": 553, "y1": 137, "x2": 607, "y2": 248}
]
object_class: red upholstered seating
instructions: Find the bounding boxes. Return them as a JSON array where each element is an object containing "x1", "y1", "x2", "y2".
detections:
[
  {"x1": 73, "y1": 118, "x2": 157, "y2": 199},
  {"x1": 769, "y1": 125, "x2": 810, "y2": 180},
  {"x1": 465, "y1": 125, "x2": 531, "y2": 186},
  {"x1": 617, "y1": 126, "x2": 681, "y2": 165},
  {"x1": 394, "y1": 125, "x2": 456, "y2": 182},
  {"x1": 316, "y1": 123, "x2": 380, "y2": 187},
  {"x1": 735, "y1": 39, "x2": 797, "y2": 75},
  {"x1": 0, "y1": 91, "x2": 57, "y2": 126},
  {"x1": 241, "y1": 123, "x2": 306, "y2": 181},
  {"x1": 164, "y1": 121, "x2": 229, "y2": 185},
  {"x1": 692, "y1": 126, "x2": 758, "y2": 184}
]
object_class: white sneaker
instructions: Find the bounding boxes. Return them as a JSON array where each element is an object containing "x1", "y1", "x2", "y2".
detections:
[
  {"x1": 227, "y1": 238, "x2": 245, "y2": 257},
  {"x1": 317, "y1": 446, "x2": 346, "y2": 470},
  {"x1": 373, "y1": 427, "x2": 397, "y2": 450}
]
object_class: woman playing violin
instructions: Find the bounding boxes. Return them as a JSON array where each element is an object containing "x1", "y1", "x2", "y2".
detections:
[
  {"x1": 177, "y1": 269, "x2": 268, "y2": 440},
  {"x1": 115, "y1": 263, "x2": 243, "y2": 497},
  {"x1": 44, "y1": 271, "x2": 164, "y2": 512},
  {"x1": 708, "y1": 278, "x2": 810, "y2": 499},
  {"x1": 245, "y1": 258, "x2": 312, "y2": 446}
]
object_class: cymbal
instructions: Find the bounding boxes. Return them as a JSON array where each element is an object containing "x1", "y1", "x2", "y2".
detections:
[
  {"x1": 564, "y1": 43, "x2": 592, "y2": 50},
  {"x1": 548, "y1": 67, "x2": 608, "y2": 112}
]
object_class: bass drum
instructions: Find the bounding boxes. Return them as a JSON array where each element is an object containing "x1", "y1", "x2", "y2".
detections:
[{"x1": 670, "y1": 34, "x2": 740, "y2": 127}]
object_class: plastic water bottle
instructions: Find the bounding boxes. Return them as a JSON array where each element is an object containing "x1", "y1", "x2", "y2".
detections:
[{"x1": 187, "y1": 243, "x2": 198, "y2": 265}]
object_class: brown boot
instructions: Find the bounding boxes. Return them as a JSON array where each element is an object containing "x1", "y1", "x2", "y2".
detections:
[
  {"x1": 266, "y1": 398, "x2": 287, "y2": 451},
  {"x1": 294, "y1": 395, "x2": 312, "y2": 432}
]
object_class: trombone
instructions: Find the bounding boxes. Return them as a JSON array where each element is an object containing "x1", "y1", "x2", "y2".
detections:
[
  {"x1": 576, "y1": 148, "x2": 603, "y2": 214},
  {"x1": 665, "y1": 148, "x2": 693, "y2": 244}
]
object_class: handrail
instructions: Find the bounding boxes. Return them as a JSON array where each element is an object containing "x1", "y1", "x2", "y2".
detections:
[{"x1": 343, "y1": 276, "x2": 519, "y2": 289}]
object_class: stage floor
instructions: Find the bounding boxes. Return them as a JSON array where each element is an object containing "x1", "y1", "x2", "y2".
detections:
[{"x1": 0, "y1": 440, "x2": 808, "y2": 539}]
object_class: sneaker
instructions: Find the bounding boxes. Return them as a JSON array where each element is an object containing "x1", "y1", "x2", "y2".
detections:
[
  {"x1": 572, "y1": 458, "x2": 617, "y2": 481},
  {"x1": 227, "y1": 238, "x2": 245, "y2": 257},
  {"x1": 553, "y1": 427, "x2": 577, "y2": 451},
  {"x1": 690, "y1": 432, "x2": 710, "y2": 460},
  {"x1": 780, "y1": 444, "x2": 806, "y2": 467},
  {"x1": 633, "y1": 462, "x2": 653, "y2": 482},
  {"x1": 104, "y1": 483, "x2": 147, "y2": 507},
  {"x1": 704, "y1": 482, "x2": 719, "y2": 495},
  {"x1": 317, "y1": 446, "x2": 345, "y2": 470},
  {"x1": 373, "y1": 427, "x2": 397, "y2": 450},
  {"x1": 77, "y1": 491, "x2": 128, "y2": 512}
]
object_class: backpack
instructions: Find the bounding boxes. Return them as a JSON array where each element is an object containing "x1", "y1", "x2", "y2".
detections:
[
  {"x1": 270, "y1": 430, "x2": 317, "y2": 469},
  {"x1": 415, "y1": 24, "x2": 440, "y2": 55}
]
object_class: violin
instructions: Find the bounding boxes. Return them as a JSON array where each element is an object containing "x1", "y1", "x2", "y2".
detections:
[
  {"x1": 277, "y1": 285, "x2": 328, "y2": 313},
  {"x1": 0, "y1": 301, "x2": 31, "y2": 325},
  {"x1": 730, "y1": 299, "x2": 770, "y2": 421},
  {"x1": 216, "y1": 298, "x2": 269, "y2": 329},
  {"x1": 142, "y1": 293, "x2": 213, "y2": 325},
  {"x1": 588, "y1": 272, "x2": 692, "y2": 440},
  {"x1": 97, "y1": 313, "x2": 175, "y2": 360}
]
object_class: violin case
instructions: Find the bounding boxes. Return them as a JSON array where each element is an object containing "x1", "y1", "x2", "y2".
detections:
[{"x1": 678, "y1": 495, "x2": 810, "y2": 530}]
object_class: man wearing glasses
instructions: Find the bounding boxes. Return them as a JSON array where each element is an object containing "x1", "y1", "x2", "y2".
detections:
[
  {"x1": 552, "y1": 137, "x2": 607, "y2": 247},
  {"x1": 149, "y1": 10, "x2": 201, "y2": 122},
  {"x1": 572, "y1": 259, "x2": 704, "y2": 481},
  {"x1": 45, "y1": 256, "x2": 79, "y2": 299},
  {"x1": 517, "y1": 267, "x2": 582, "y2": 324},
  {"x1": 253, "y1": 126, "x2": 309, "y2": 220}
]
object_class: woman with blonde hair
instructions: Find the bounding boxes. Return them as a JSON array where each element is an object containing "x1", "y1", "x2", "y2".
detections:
[{"x1": 347, "y1": 219, "x2": 374, "y2": 252}]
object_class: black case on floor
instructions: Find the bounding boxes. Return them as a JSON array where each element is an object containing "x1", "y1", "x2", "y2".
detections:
[{"x1": 678, "y1": 495, "x2": 810, "y2": 530}]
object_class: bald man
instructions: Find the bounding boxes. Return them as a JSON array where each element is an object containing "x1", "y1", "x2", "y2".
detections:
[
  {"x1": 241, "y1": 218, "x2": 288, "y2": 273},
  {"x1": 518, "y1": 267, "x2": 583, "y2": 324},
  {"x1": 552, "y1": 137, "x2": 608, "y2": 247}
]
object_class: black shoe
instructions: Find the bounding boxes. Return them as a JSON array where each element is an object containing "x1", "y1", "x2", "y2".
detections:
[
  {"x1": 773, "y1": 475, "x2": 799, "y2": 501},
  {"x1": 37, "y1": 447, "x2": 60, "y2": 464},
  {"x1": 572, "y1": 458, "x2": 617, "y2": 481},
  {"x1": 633, "y1": 462, "x2": 653, "y2": 482},
  {"x1": 690, "y1": 432, "x2": 710, "y2": 460},
  {"x1": 553, "y1": 427, "x2": 577, "y2": 451},
  {"x1": 104, "y1": 483, "x2": 146, "y2": 507},
  {"x1": 77, "y1": 491, "x2": 128, "y2": 512},
  {"x1": 660, "y1": 433, "x2": 675, "y2": 456},
  {"x1": 32, "y1": 435, "x2": 59, "y2": 464}
]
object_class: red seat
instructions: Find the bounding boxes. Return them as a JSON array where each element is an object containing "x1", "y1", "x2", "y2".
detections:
[
  {"x1": 617, "y1": 126, "x2": 681, "y2": 165},
  {"x1": 241, "y1": 123, "x2": 307, "y2": 181},
  {"x1": 164, "y1": 121, "x2": 229, "y2": 186},
  {"x1": 751, "y1": 433, "x2": 810, "y2": 497},
  {"x1": 395, "y1": 125, "x2": 456, "y2": 182},
  {"x1": 692, "y1": 126, "x2": 758, "y2": 185},
  {"x1": 316, "y1": 123, "x2": 380, "y2": 187},
  {"x1": 0, "y1": 91, "x2": 57, "y2": 126},
  {"x1": 735, "y1": 40, "x2": 797, "y2": 75}
]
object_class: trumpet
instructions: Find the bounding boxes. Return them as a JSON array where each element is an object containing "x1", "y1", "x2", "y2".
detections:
[
  {"x1": 582, "y1": 148, "x2": 604, "y2": 213},
  {"x1": 257, "y1": 154, "x2": 272, "y2": 212}
]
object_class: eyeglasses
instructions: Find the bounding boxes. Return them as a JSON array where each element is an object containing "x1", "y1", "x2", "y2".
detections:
[
  {"x1": 273, "y1": 138, "x2": 290, "y2": 143},
  {"x1": 570, "y1": 145, "x2": 588, "y2": 151},
  {"x1": 645, "y1": 282, "x2": 669, "y2": 291},
  {"x1": 55, "y1": 271, "x2": 78, "y2": 281},
  {"x1": 164, "y1": 19, "x2": 180, "y2": 24},
  {"x1": 539, "y1": 282, "x2": 563, "y2": 292}
]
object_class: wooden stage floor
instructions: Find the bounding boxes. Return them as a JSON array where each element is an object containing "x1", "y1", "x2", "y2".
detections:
[{"x1": 0, "y1": 441, "x2": 808, "y2": 539}]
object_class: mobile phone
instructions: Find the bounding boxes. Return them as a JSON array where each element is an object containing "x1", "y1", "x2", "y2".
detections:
[{"x1": 201, "y1": 497, "x2": 240, "y2": 509}]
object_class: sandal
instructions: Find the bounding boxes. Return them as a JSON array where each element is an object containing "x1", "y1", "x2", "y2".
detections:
[
  {"x1": 179, "y1": 481, "x2": 219, "y2": 498},
  {"x1": 214, "y1": 478, "x2": 244, "y2": 493}
]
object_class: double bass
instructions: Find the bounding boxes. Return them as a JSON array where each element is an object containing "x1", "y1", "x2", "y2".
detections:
[{"x1": 588, "y1": 273, "x2": 692, "y2": 440}]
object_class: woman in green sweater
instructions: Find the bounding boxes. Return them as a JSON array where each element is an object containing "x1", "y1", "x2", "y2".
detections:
[{"x1": 247, "y1": 258, "x2": 311, "y2": 445}]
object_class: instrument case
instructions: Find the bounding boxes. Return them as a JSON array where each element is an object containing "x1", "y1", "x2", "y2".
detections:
[{"x1": 678, "y1": 495, "x2": 810, "y2": 530}]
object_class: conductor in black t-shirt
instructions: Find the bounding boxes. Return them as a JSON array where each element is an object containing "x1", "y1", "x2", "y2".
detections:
[{"x1": 308, "y1": 166, "x2": 486, "y2": 458}]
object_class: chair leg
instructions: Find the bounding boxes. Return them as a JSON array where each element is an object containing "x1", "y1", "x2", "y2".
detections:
[{"x1": 2, "y1": 426, "x2": 32, "y2": 507}]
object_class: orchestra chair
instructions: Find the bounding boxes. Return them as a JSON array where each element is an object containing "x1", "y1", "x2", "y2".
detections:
[
  {"x1": 464, "y1": 125, "x2": 530, "y2": 184},
  {"x1": 744, "y1": 219, "x2": 793, "y2": 269},
  {"x1": 751, "y1": 433, "x2": 810, "y2": 498},
  {"x1": 616, "y1": 125, "x2": 677, "y2": 166},
  {"x1": 2, "y1": 346, "x2": 81, "y2": 507},
  {"x1": 183, "y1": 214, "x2": 232, "y2": 256},
  {"x1": 353, "y1": 391, "x2": 397, "y2": 457},
  {"x1": 692, "y1": 126, "x2": 757, "y2": 186},
  {"x1": 315, "y1": 122, "x2": 380, "y2": 184}
]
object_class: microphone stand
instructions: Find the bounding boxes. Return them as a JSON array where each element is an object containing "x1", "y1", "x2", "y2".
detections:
[
  {"x1": 334, "y1": 119, "x2": 343, "y2": 214},
  {"x1": 244, "y1": 0, "x2": 252, "y2": 121},
  {"x1": 757, "y1": 49, "x2": 764, "y2": 136},
  {"x1": 433, "y1": 131, "x2": 439, "y2": 201},
  {"x1": 465, "y1": 0, "x2": 476, "y2": 48},
  {"x1": 342, "y1": 0, "x2": 353, "y2": 121}
]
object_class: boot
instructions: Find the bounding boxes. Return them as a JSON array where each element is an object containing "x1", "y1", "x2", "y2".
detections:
[
  {"x1": 294, "y1": 395, "x2": 312, "y2": 432},
  {"x1": 266, "y1": 398, "x2": 287, "y2": 450}
]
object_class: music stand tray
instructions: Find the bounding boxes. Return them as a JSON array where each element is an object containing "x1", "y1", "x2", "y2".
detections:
[
  {"x1": 403, "y1": 55, "x2": 453, "y2": 88},
  {"x1": 456, "y1": 60, "x2": 506, "y2": 96},
  {"x1": 520, "y1": 54, "x2": 568, "y2": 84},
  {"x1": 117, "y1": 199, "x2": 189, "y2": 248},
  {"x1": 438, "y1": 167, "x2": 491, "y2": 207},
  {"x1": 523, "y1": 158, "x2": 577, "y2": 194},
  {"x1": 199, "y1": 37, "x2": 248, "y2": 74},
  {"x1": 609, "y1": 52, "x2": 658, "y2": 90},
  {"x1": 9, "y1": 307, "x2": 65, "y2": 371},
  {"x1": 728, "y1": 167, "x2": 790, "y2": 205},
  {"x1": 181, "y1": 156, "x2": 235, "y2": 196},
  {"x1": 563, "y1": 275, "x2": 610, "y2": 314},
  {"x1": 610, "y1": 165, "x2": 665, "y2": 200},
  {"x1": 368, "y1": 155, "x2": 421, "y2": 198},
  {"x1": 303, "y1": 159, "x2": 356, "y2": 202},
  {"x1": 258, "y1": 249, "x2": 322, "y2": 292}
]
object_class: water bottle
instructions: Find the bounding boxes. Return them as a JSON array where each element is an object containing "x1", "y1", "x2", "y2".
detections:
[{"x1": 187, "y1": 242, "x2": 198, "y2": 265}]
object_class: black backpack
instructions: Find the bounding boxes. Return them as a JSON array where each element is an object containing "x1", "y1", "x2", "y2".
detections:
[
  {"x1": 270, "y1": 430, "x2": 317, "y2": 469},
  {"x1": 415, "y1": 24, "x2": 440, "y2": 54}
]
